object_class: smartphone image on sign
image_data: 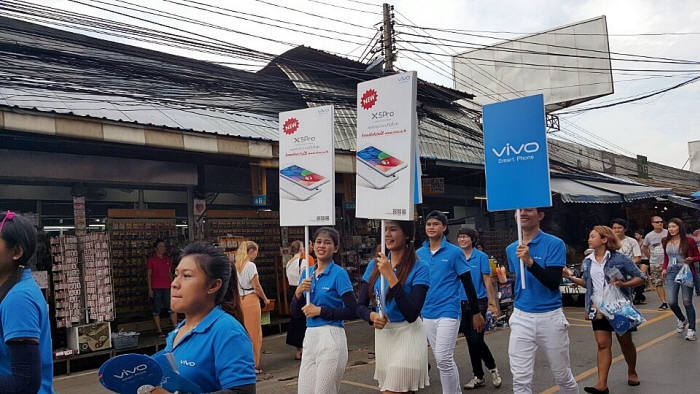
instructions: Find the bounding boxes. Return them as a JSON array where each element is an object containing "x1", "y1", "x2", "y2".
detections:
[
  {"x1": 280, "y1": 165, "x2": 329, "y2": 190},
  {"x1": 357, "y1": 160, "x2": 398, "y2": 189},
  {"x1": 280, "y1": 177, "x2": 322, "y2": 201},
  {"x1": 356, "y1": 146, "x2": 407, "y2": 177}
]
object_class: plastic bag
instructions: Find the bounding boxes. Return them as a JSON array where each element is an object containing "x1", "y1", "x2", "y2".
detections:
[
  {"x1": 599, "y1": 284, "x2": 646, "y2": 335},
  {"x1": 674, "y1": 264, "x2": 694, "y2": 288}
]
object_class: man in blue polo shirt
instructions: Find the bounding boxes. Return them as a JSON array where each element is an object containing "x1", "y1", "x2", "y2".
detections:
[
  {"x1": 418, "y1": 210, "x2": 483, "y2": 394},
  {"x1": 506, "y1": 208, "x2": 577, "y2": 394}
]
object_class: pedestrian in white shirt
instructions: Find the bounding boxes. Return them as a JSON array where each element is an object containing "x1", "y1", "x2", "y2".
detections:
[{"x1": 611, "y1": 218, "x2": 644, "y2": 304}]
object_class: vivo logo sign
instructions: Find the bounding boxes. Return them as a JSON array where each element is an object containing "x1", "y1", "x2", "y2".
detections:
[
  {"x1": 491, "y1": 142, "x2": 540, "y2": 157},
  {"x1": 180, "y1": 360, "x2": 196, "y2": 367},
  {"x1": 113, "y1": 364, "x2": 148, "y2": 379}
]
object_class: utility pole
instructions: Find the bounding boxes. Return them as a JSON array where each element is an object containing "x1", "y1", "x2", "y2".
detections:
[{"x1": 382, "y1": 3, "x2": 395, "y2": 72}]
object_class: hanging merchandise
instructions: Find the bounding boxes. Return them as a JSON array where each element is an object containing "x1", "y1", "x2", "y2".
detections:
[
  {"x1": 50, "y1": 235, "x2": 83, "y2": 328},
  {"x1": 82, "y1": 232, "x2": 114, "y2": 322}
]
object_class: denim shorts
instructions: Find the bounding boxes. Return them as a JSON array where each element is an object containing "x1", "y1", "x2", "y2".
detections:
[{"x1": 151, "y1": 288, "x2": 171, "y2": 315}]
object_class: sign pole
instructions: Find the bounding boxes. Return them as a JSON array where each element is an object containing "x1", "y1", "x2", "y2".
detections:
[
  {"x1": 516, "y1": 209, "x2": 526, "y2": 289},
  {"x1": 379, "y1": 219, "x2": 386, "y2": 318},
  {"x1": 304, "y1": 225, "x2": 310, "y2": 304}
]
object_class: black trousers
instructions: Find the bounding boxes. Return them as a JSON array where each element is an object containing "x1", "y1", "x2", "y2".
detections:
[
  {"x1": 285, "y1": 286, "x2": 306, "y2": 348},
  {"x1": 461, "y1": 298, "x2": 496, "y2": 379}
]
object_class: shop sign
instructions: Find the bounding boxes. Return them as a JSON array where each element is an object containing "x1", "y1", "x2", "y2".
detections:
[
  {"x1": 355, "y1": 71, "x2": 417, "y2": 220},
  {"x1": 193, "y1": 198, "x2": 206, "y2": 217},
  {"x1": 278, "y1": 105, "x2": 335, "y2": 226},
  {"x1": 483, "y1": 94, "x2": 551, "y2": 211},
  {"x1": 637, "y1": 155, "x2": 649, "y2": 178},
  {"x1": 422, "y1": 177, "x2": 445, "y2": 195}
]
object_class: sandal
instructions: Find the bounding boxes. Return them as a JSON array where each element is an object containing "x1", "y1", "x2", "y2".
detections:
[{"x1": 255, "y1": 368, "x2": 264, "y2": 375}]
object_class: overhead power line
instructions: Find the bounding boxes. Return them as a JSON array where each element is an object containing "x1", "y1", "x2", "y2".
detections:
[{"x1": 556, "y1": 75, "x2": 700, "y2": 114}]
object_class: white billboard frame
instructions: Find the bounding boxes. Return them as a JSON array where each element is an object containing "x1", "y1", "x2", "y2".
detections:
[{"x1": 452, "y1": 16, "x2": 614, "y2": 112}]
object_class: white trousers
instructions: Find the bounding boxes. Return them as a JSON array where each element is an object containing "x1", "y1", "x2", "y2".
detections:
[
  {"x1": 508, "y1": 308, "x2": 578, "y2": 394},
  {"x1": 298, "y1": 326, "x2": 348, "y2": 394},
  {"x1": 423, "y1": 317, "x2": 461, "y2": 394}
]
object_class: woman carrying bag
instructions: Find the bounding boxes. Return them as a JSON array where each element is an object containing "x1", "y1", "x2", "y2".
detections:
[
  {"x1": 563, "y1": 225, "x2": 645, "y2": 394},
  {"x1": 661, "y1": 218, "x2": 700, "y2": 341}
]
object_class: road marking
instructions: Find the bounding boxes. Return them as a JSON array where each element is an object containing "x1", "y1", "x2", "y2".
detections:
[
  {"x1": 341, "y1": 380, "x2": 380, "y2": 391},
  {"x1": 569, "y1": 323, "x2": 590, "y2": 327},
  {"x1": 539, "y1": 314, "x2": 691, "y2": 394},
  {"x1": 567, "y1": 317, "x2": 588, "y2": 322}
]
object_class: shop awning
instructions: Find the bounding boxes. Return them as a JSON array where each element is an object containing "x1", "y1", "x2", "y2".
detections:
[
  {"x1": 550, "y1": 178, "x2": 623, "y2": 203},
  {"x1": 665, "y1": 195, "x2": 700, "y2": 211},
  {"x1": 576, "y1": 180, "x2": 673, "y2": 202}
]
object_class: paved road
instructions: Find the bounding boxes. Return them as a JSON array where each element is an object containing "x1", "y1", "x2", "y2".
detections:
[{"x1": 55, "y1": 292, "x2": 700, "y2": 393}]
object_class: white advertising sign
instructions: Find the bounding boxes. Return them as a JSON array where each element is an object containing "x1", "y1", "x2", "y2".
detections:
[
  {"x1": 356, "y1": 71, "x2": 417, "y2": 220},
  {"x1": 279, "y1": 105, "x2": 335, "y2": 226}
]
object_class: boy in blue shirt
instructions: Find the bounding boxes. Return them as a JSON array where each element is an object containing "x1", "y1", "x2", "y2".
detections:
[
  {"x1": 506, "y1": 208, "x2": 577, "y2": 394},
  {"x1": 418, "y1": 211, "x2": 483, "y2": 394}
]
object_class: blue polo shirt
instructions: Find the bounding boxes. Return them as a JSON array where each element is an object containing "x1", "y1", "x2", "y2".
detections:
[
  {"x1": 0, "y1": 269, "x2": 54, "y2": 394},
  {"x1": 465, "y1": 249, "x2": 491, "y2": 300},
  {"x1": 506, "y1": 231, "x2": 566, "y2": 313},
  {"x1": 154, "y1": 306, "x2": 256, "y2": 391},
  {"x1": 299, "y1": 260, "x2": 354, "y2": 328},
  {"x1": 418, "y1": 237, "x2": 471, "y2": 320},
  {"x1": 362, "y1": 255, "x2": 430, "y2": 323}
]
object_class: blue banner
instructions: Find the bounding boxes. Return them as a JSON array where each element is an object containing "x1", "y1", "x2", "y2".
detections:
[{"x1": 483, "y1": 95, "x2": 551, "y2": 211}]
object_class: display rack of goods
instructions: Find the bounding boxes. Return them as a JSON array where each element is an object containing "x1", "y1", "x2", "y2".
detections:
[
  {"x1": 206, "y1": 211, "x2": 282, "y2": 304},
  {"x1": 107, "y1": 210, "x2": 177, "y2": 320},
  {"x1": 82, "y1": 232, "x2": 114, "y2": 323},
  {"x1": 50, "y1": 235, "x2": 84, "y2": 328}
]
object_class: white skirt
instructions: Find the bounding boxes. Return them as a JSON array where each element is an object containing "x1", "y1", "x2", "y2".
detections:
[{"x1": 374, "y1": 318, "x2": 430, "y2": 392}]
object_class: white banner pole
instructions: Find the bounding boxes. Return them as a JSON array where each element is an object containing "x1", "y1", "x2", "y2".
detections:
[
  {"x1": 516, "y1": 209, "x2": 526, "y2": 289},
  {"x1": 305, "y1": 225, "x2": 310, "y2": 304},
  {"x1": 379, "y1": 219, "x2": 386, "y2": 318}
]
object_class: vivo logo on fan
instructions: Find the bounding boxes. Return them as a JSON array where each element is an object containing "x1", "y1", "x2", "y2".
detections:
[
  {"x1": 491, "y1": 142, "x2": 540, "y2": 157},
  {"x1": 113, "y1": 364, "x2": 148, "y2": 379}
]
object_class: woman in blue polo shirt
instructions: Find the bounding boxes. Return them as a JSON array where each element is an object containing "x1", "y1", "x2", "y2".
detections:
[
  {"x1": 0, "y1": 211, "x2": 54, "y2": 394},
  {"x1": 356, "y1": 220, "x2": 430, "y2": 393},
  {"x1": 417, "y1": 211, "x2": 483, "y2": 394},
  {"x1": 291, "y1": 227, "x2": 357, "y2": 394},
  {"x1": 152, "y1": 242, "x2": 256, "y2": 393}
]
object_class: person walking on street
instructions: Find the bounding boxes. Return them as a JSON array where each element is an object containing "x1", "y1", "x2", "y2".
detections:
[
  {"x1": 692, "y1": 229, "x2": 700, "y2": 296},
  {"x1": 456, "y1": 226, "x2": 502, "y2": 390},
  {"x1": 291, "y1": 227, "x2": 357, "y2": 394},
  {"x1": 634, "y1": 229, "x2": 650, "y2": 291},
  {"x1": 611, "y1": 219, "x2": 644, "y2": 304},
  {"x1": 418, "y1": 210, "x2": 484, "y2": 394},
  {"x1": 564, "y1": 226, "x2": 645, "y2": 393},
  {"x1": 506, "y1": 208, "x2": 578, "y2": 394},
  {"x1": 147, "y1": 239, "x2": 178, "y2": 337},
  {"x1": 285, "y1": 240, "x2": 307, "y2": 361},
  {"x1": 0, "y1": 212, "x2": 54, "y2": 394},
  {"x1": 235, "y1": 240, "x2": 270, "y2": 374},
  {"x1": 357, "y1": 220, "x2": 431, "y2": 393},
  {"x1": 642, "y1": 216, "x2": 668, "y2": 310},
  {"x1": 661, "y1": 218, "x2": 700, "y2": 341}
]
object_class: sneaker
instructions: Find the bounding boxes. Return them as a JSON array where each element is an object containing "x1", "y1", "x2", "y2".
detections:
[
  {"x1": 686, "y1": 329, "x2": 697, "y2": 341},
  {"x1": 490, "y1": 368, "x2": 503, "y2": 388},
  {"x1": 658, "y1": 303, "x2": 668, "y2": 310},
  {"x1": 677, "y1": 319, "x2": 688, "y2": 333},
  {"x1": 463, "y1": 376, "x2": 485, "y2": 390}
]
